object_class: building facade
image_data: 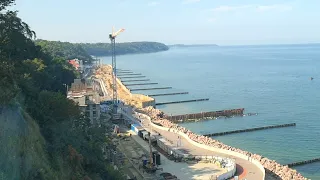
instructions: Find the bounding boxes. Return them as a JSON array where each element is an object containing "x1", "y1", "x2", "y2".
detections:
[{"x1": 67, "y1": 79, "x2": 101, "y2": 125}]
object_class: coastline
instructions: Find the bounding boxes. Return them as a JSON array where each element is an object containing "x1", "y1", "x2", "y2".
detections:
[
  {"x1": 139, "y1": 107, "x2": 307, "y2": 180},
  {"x1": 97, "y1": 64, "x2": 308, "y2": 180}
]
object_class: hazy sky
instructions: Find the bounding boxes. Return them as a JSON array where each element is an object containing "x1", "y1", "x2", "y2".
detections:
[{"x1": 10, "y1": 0, "x2": 320, "y2": 45}]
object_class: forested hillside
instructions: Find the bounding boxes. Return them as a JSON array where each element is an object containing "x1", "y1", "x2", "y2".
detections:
[
  {"x1": 35, "y1": 40, "x2": 169, "y2": 60},
  {"x1": 80, "y1": 42, "x2": 169, "y2": 56},
  {"x1": 0, "y1": 1, "x2": 122, "y2": 180},
  {"x1": 35, "y1": 39, "x2": 94, "y2": 63}
]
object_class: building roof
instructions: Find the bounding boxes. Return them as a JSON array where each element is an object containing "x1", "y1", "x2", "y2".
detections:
[
  {"x1": 68, "y1": 59, "x2": 80, "y2": 69},
  {"x1": 68, "y1": 78, "x2": 100, "y2": 106}
]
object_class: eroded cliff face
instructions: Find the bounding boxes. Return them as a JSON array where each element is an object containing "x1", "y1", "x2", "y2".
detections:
[
  {"x1": 96, "y1": 65, "x2": 155, "y2": 108},
  {"x1": 0, "y1": 105, "x2": 57, "y2": 180}
]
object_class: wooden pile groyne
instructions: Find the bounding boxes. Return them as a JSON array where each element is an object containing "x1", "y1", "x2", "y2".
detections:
[
  {"x1": 204, "y1": 123, "x2": 296, "y2": 137},
  {"x1": 130, "y1": 87, "x2": 172, "y2": 91},
  {"x1": 117, "y1": 72, "x2": 134, "y2": 74},
  {"x1": 125, "y1": 83, "x2": 158, "y2": 86},
  {"x1": 286, "y1": 158, "x2": 320, "y2": 167},
  {"x1": 121, "y1": 79, "x2": 150, "y2": 82},
  {"x1": 117, "y1": 71, "x2": 133, "y2": 73},
  {"x1": 148, "y1": 92, "x2": 189, "y2": 97},
  {"x1": 156, "y1": 98, "x2": 209, "y2": 106},
  {"x1": 117, "y1": 73, "x2": 142, "y2": 76},
  {"x1": 116, "y1": 69, "x2": 131, "y2": 71},
  {"x1": 165, "y1": 108, "x2": 244, "y2": 122},
  {"x1": 119, "y1": 76, "x2": 146, "y2": 79}
]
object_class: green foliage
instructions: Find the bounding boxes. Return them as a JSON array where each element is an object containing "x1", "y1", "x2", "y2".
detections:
[
  {"x1": 80, "y1": 42, "x2": 169, "y2": 56},
  {"x1": 35, "y1": 39, "x2": 93, "y2": 63},
  {"x1": 0, "y1": 61, "x2": 19, "y2": 104},
  {"x1": 0, "y1": 11, "x2": 37, "y2": 62},
  {"x1": 0, "y1": 0, "x2": 15, "y2": 11},
  {"x1": 0, "y1": 1, "x2": 123, "y2": 180},
  {"x1": 34, "y1": 91, "x2": 80, "y2": 127}
]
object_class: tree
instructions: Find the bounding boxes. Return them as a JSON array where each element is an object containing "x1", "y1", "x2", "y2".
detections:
[
  {"x1": 0, "y1": 61, "x2": 19, "y2": 104},
  {"x1": 0, "y1": 0, "x2": 15, "y2": 11},
  {"x1": 35, "y1": 39, "x2": 93, "y2": 64},
  {"x1": 0, "y1": 11, "x2": 37, "y2": 62},
  {"x1": 0, "y1": 1, "x2": 124, "y2": 179}
]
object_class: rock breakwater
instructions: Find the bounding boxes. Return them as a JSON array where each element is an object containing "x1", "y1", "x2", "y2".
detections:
[{"x1": 139, "y1": 106, "x2": 308, "y2": 180}]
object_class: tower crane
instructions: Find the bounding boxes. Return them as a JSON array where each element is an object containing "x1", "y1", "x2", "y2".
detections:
[{"x1": 109, "y1": 27, "x2": 125, "y2": 114}]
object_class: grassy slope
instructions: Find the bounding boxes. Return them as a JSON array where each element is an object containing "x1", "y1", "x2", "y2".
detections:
[{"x1": 0, "y1": 105, "x2": 66, "y2": 180}]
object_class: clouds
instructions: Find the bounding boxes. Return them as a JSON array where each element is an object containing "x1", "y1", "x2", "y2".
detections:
[
  {"x1": 148, "y1": 1, "x2": 160, "y2": 6},
  {"x1": 211, "y1": 5, "x2": 253, "y2": 12},
  {"x1": 207, "y1": 3, "x2": 293, "y2": 24},
  {"x1": 182, "y1": 0, "x2": 201, "y2": 4},
  {"x1": 210, "y1": 4, "x2": 293, "y2": 13},
  {"x1": 207, "y1": 18, "x2": 216, "y2": 23},
  {"x1": 256, "y1": 4, "x2": 292, "y2": 12}
]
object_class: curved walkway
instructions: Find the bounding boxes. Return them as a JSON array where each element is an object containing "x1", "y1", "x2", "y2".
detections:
[{"x1": 129, "y1": 112, "x2": 264, "y2": 180}]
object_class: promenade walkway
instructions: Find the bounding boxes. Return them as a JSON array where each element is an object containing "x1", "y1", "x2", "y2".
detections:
[
  {"x1": 122, "y1": 110, "x2": 264, "y2": 180},
  {"x1": 129, "y1": 129, "x2": 225, "y2": 180}
]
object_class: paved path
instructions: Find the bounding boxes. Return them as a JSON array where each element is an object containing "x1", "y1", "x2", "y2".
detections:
[
  {"x1": 122, "y1": 111, "x2": 264, "y2": 180},
  {"x1": 129, "y1": 129, "x2": 224, "y2": 180}
]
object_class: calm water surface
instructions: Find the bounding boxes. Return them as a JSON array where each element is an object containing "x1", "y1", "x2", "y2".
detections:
[{"x1": 101, "y1": 44, "x2": 320, "y2": 179}]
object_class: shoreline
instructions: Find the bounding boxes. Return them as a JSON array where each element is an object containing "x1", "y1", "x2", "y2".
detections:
[
  {"x1": 139, "y1": 107, "x2": 307, "y2": 180},
  {"x1": 97, "y1": 65, "x2": 308, "y2": 180}
]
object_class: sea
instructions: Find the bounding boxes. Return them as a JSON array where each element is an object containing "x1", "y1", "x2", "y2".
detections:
[{"x1": 100, "y1": 44, "x2": 320, "y2": 179}]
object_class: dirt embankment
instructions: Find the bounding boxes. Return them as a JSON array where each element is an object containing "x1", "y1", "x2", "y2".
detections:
[
  {"x1": 0, "y1": 106, "x2": 56, "y2": 179},
  {"x1": 95, "y1": 65, "x2": 155, "y2": 108}
]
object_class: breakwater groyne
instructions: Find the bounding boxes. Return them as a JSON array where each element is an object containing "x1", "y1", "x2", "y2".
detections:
[
  {"x1": 130, "y1": 87, "x2": 172, "y2": 91},
  {"x1": 117, "y1": 73, "x2": 142, "y2": 76},
  {"x1": 121, "y1": 79, "x2": 150, "y2": 82},
  {"x1": 156, "y1": 98, "x2": 209, "y2": 106},
  {"x1": 164, "y1": 108, "x2": 244, "y2": 122},
  {"x1": 125, "y1": 83, "x2": 158, "y2": 86},
  {"x1": 204, "y1": 123, "x2": 296, "y2": 137},
  {"x1": 116, "y1": 69, "x2": 131, "y2": 71},
  {"x1": 98, "y1": 65, "x2": 308, "y2": 179},
  {"x1": 119, "y1": 76, "x2": 146, "y2": 79},
  {"x1": 287, "y1": 158, "x2": 320, "y2": 167},
  {"x1": 117, "y1": 71, "x2": 134, "y2": 74},
  {"x1": 140, "y1": 106, "x2": 308, "y2": 180},
  {"x1": 148, "y1": 92, "x2": 189, "y2": 97}
]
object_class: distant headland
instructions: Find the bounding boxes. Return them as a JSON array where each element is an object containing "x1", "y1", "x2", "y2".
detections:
[
  {"x1": 35, "y1": 40, "x2": 169, "y2": 61},
  {"x1": 81, "y1": 42, "x2": 169, "y2": 56}
]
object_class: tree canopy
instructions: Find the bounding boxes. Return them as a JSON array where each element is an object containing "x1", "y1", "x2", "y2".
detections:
[
  {"x1": 80, "y1": 41, "x2": 169, "y2": 56},
  {"x1": 35, "y1": 39, "x2": 94, "y2": 63},
  {"x1": 34, "y1": 40, "x2": 169, "y2": 58},
  {"x1": 0, "y1": 2, "x2": 123, "y2": 180}
]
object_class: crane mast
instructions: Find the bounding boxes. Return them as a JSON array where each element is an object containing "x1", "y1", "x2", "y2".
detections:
[{"x1": 109, "y1": 27, "x2": 124, "y2": 114}]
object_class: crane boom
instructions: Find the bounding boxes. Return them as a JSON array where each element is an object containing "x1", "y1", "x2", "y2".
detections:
[
  {"x1": 110, "y1": 28, "x2": 125, "y2": 38},
  {"x1": 113, "y1": 28, "x2": 125, "y2": 37}
]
